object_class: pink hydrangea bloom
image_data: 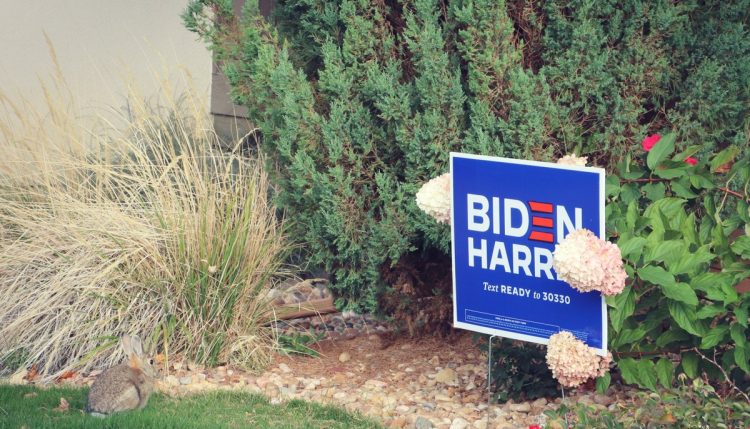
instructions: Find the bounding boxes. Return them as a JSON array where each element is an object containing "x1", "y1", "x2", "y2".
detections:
[
  {"x1": 416, "y1": 173, "x2": 451, "y2": 224},
  {"x1": 642, "y1": 134, "x2": 661, "y2": 152},
  {"x1": 552, "y1": 229, "x2": 627, "y2": 296},
  {"x1": 546, "y1": 331, "x2": 612, "y2": 388},
  {"x1": 556, "y1": 154, "x2": 588, "y2": 166}
]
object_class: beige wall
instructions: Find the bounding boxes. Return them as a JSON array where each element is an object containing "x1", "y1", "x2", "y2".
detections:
[{"x1": 0, "y1": 0, "x2": 211, "y2": 112}]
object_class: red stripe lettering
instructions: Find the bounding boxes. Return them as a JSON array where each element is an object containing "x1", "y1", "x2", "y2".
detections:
[
  {"x1": 529, "y1": 231, "x2": 554, "y2": 243},
  {"x1": 532, "y1": 217, "x2": 553, "y2": 228},
  {"x1": 529, "y1": 201, "x2": 553, "y2": 213}
]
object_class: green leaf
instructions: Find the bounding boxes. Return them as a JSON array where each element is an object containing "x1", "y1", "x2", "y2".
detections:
[
  {"x1": 638, "y1": 265, "x2": 675, "y2": 286},
  {"x1": 653, "y1": 166, "x2": 687, "y2": 180},
  {"x1": 696, "y1": 304, "x2": 726, "y2": 319},
  {"x1": 636, "y1": 359, "x2": 658, "y2": 391},
  {"x1": 643, "y1": 182, "x2": 666, "y2": 201},
  {"x1": 681, "y1": 352, "x2": 699, "y2": 378},
  {"x1": 735, "y1": 346, "x2": 750, "y2": 373},
  {"x1": 689, "y1": 174, "x2": 715, "y2": 190},
  {"x1": 662, "y1": 282, "x2": 699, "y2": 306},
  {"x1": 730, "y1": 236, "x2": 750, "y2": 259},
  {"x1": 645, "y1": 240, "x2": 684, "y2": 264},
  {"x1": 595, "y1": 373, "x2": 611, "y2": 394},
  {"x1": 710, "y1": 146, "x2": 740, "y2": 173},
  {"x1": 730, "y1": 324, "x2": 747, "y2": 349},
  {"x1": 616, "y1": 327, "x2": 647, "y2": 346},
  {"x1": 735, "y1": 305, "x2": 749, "y2": 328},
  {"x1": 670, "y1": 245, "x2": 716, "y2": 275},
  {"x1": 626, "y1": 200, "x2": 639, "y2": 230},
  {"x1": 609, "y1": 285, "x2": 635, "y2": 333},
  {"x1": 700, "y1": 325, "x2": 729, "y2": 349},
  {"x1": 670, "y1": 181, "x2": 698, "y2": 199},
  {"x1": 669, "y1": 301, "x2": 706, "y2": 336},
  {"x1": 605, "y1": 175, "x2": 621, "y2": 197},
  {"x1": 620, "y1": 183, "x2": 640, "y2": 204},
  {"x1": 656, "y1": 329, "x2": 690, "y2": 347},
  {"x1": 680, "y1": 213, "x2": 698, "y2": 246},
  {"x1": 673, "y1": 145, "x2": 703, "y2": 162},
  {"x1": 643, "y1": 198, "x2": 686, "y2": 222},
  {"x1": 618, "y1": 236, "x2": 646, "y2": 260},
  {"x1": 617, "y1": 358, "x2": 638, "y2": 385},
  {"x1": 647, "y1": 133, "x2": 676, "y2": 170},
  {"x1": 655, "y1": 358, "x2": 674, "y2": 388}
]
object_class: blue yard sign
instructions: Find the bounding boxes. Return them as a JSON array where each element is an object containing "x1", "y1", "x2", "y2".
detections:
[{"x1": 450, "y1": 153, "x2": 607, "y2": 355}]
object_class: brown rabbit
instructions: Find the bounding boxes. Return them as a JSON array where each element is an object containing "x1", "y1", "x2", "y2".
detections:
[{"x1": 86, "y1": 335, "x2": 157, "y2": 416}]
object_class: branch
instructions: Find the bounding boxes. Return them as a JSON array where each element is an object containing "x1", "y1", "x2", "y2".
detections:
[
  {"x1": 692, "y1": 347, "x2": 750, "y2": 404},
  {"x1": 620, "y1": 178, "x2": 669, "y2": 184},
  {"x1": 613, "y1": 348, "x2": 689, "y2": 358},
  {"x1": 717, "y1": 186, "x2": 747, "y2": 201},
  {"x1": 618, "y1": 179, "x2": 748, "y2": 201}
]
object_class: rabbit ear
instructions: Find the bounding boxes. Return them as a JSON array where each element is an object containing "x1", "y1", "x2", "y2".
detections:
[
  {"x1": 121, "y1": 334, "x2": 133, "y2": 355},
  {"x1": 129, "y1": 335, "x2": 144, "y2": 357}
]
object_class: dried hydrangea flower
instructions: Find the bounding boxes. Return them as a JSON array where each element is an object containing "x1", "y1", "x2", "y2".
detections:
[
  {"x1": 546, "y1": 331, "x2": 612, "y2": 388},
  {"x1": 556, "y1": 154, "x2": 588, "y2": 166},
  {"x1": 416, "y1": 173, "x2": 451, "y2": 224},
  {"x1": 552, "y1": 229, "x2": 627, "y2": 296}
]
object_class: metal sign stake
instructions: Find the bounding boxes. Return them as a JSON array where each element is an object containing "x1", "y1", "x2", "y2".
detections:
[{"x1": 486, "y1": 335, "x2": 497, "y2": 429}]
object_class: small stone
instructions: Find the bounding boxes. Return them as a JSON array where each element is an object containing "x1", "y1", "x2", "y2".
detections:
[
  {"x1": 364, "y1": 379, "x2": 387, "y2": 389},
  {"x1": 164, "y1": 375, "x2": 179, "y2": 386},
  {"x1": 421, "y1": 402, "x2": 436, "y2": 411},
  {"x1": 179, "y1": 376, "x2": 192, "y2": 385},
  {"x1": 338, "y1": 352, "x2": 351, "y2": 363},
  {"x1": 435, "y1": 368, "x2": 458, "y2": 385},
  {"x1": 415, "y1": 416, "x2": 434, "y2": 429},
  {"x1": 278, "y1": 363, "x2": 292, "y2": 374},
  {"x1": 450, "y1": 417, "x2": 468, "y2": 429},
  {"x1": 396, "y1": 405, "x2": 411, "y2": 413},
  {"x1": 428, "y1": 356, "x2": 440, "y2": 365},
  {"x1": 391, "y1": 416, "x2": 408, "y2": 428},
  {"x1": 472, "y1": 419, "x2": 487, "y2": 429},
  {"x1": 172, "y1": 362, "x2": 183, "y2": 371},
  {"x1": 507, "y1": 402, "x2": 531, "y2": 413},
  {"x1": 531, "y1": 398, "x2": 547, "y2": 408}
]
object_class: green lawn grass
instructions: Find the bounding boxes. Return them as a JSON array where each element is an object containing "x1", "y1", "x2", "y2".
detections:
[{"x1": 0, "y1": 385, "x2": 383, "y2": 429}]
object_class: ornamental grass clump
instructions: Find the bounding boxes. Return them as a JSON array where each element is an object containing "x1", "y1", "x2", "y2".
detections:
[{"x1": 0, "y1": 71, "x2": 291, "y2": 379}]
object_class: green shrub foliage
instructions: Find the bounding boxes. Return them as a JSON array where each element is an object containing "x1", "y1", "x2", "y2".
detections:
[
  {"x1": 606, "y1": 134, "x2": 750, "y2": 393},
  {"x1": 185, "y1": 0, "x2": 748, "y2": 314}
]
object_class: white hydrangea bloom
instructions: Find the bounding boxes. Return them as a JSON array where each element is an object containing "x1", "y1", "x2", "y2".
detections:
[
  {"x1": 546, "y1": 331, "x2": 612, "y2": 388},
  {"x1": 556, "y1": 154, "x2": 588, "y2": 166},
  {"x1": 416, "y1": 173, "x2": 451, "y2": 224},
  {"x1": 552, "y1": 229, "x2": 627, "y2": 296}
]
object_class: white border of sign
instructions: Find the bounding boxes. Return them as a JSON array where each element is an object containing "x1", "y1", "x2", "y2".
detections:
[{"x1": 449, "y1": 152, "x2": 608, "y2": 356}]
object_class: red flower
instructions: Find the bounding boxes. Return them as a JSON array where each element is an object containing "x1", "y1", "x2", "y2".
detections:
[
  {"x1": 685, "y1": 157, "x2": 698, "y2": 166},
  {"x1": 642, "y1": 134, "x2": 661, "y2": 152}
]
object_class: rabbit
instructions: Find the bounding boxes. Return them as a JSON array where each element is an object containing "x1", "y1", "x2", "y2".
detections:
[{"x1": 85, "y1": 334, "x2": 158, "y2": 417}]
